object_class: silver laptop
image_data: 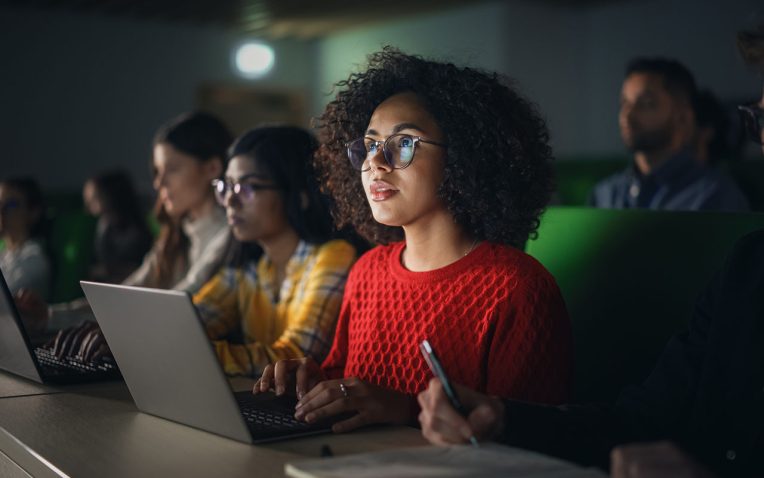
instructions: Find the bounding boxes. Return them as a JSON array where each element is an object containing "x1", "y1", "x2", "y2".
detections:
[
  {"x1": 0, "y1": 271, "x2": 119, "y2": 384},
  {"x1": 80, "y1": 281, "x2": 337, "y2": 444}
]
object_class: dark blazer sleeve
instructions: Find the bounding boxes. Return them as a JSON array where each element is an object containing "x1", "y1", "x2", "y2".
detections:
[
  {"x1": 500, "y1": 400, "x2": 622, "y2": 469},
  {"x1": 498, "y1": 256, "x2": 719, "y2": 468},
  {"x1": 498, "y1": 229, "x2": 764, "y2": 476},
  {"x1": 497, "y1": 282, "x2": 714, "y2": 469}
]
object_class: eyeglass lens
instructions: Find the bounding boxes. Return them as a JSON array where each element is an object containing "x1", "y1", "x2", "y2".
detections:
[
  {"x1": 213, "y1": 179, "x2": 278, "y2": 205},
  {"x1": 213, "y1": 180, "x2": 255, "y2": 205},
  {"x1": 348, "y1": 134, "x2": 417, "y2": 170},
  {"x1": 740, "y1": 105, "x2": 764, "y2": 145}
]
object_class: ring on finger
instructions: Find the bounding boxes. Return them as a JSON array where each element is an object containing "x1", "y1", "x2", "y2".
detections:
[{"x1": 339, "y1": 382, "x2": 349, "y2": 398}]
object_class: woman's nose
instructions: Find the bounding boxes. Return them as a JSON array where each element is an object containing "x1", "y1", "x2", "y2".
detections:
[{"x1": 367, "y1": 146, "x2": 392, "y2": 172}]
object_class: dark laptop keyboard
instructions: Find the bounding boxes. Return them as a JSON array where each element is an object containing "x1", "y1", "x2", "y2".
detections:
[
  {"x1": 236, "y1": 393, "x2": 312, "y2": 431},
  {"x1": 34, "y1": 348, "x2": 117, "y2": 375}
]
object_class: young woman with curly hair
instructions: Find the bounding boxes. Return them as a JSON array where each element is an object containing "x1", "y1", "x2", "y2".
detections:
[{"x1": 255, "y1": 47, "x2": 573, "y2": 434}]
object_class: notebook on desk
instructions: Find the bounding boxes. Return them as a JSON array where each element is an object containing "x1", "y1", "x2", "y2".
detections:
[
  {"x1": 285, "y1": 444, "x2": 609, "y2": 478},
  {"x1": 80, "y1": 280, "x2": 337, "y2": 444},
  {"x1": 0, "y1": 271, "x2": 120, "y2": 384}
]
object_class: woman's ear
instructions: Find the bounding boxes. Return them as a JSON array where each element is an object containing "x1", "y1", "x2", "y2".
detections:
[{"x1": 205, "y1": 156, "x2": 224, "y2": 180}]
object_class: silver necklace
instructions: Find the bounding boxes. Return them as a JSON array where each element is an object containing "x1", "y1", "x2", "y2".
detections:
[
  {"x1": 402, "y1": 238, "x2": 479, "y2": 268},
  {"x1": 463, "y1": 238, "x2": 479, "y2": 257}
]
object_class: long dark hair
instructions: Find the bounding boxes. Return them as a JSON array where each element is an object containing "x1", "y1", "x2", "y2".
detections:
[
  {"x1": 225, "y1": 126, "x2": 335, "y2": 266},
  {"x1": 151, "y1": 111, "x2": 232, "y2": 287},
  {"x1": 88, "y1": 170, "x2": 147, "y2": 229}
]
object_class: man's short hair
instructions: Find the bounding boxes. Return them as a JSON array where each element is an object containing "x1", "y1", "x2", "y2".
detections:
[
  {"x1": 738, "y1": 25, "x2": 764, "y2": 71},
  {"x1": 625, "y1": 57, "x2": 698, "y2": 106}
]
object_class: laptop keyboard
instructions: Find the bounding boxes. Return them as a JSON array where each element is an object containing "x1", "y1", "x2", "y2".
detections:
[
  {"x1": 236, "y1": 393, "x2": 311, "y2": 431},
  {"x1": 34, "y1": 348, "x2": 117, "y2": 375}
]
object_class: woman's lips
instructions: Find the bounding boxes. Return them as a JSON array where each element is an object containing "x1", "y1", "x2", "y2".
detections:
[
  {"x1": 227, "y1": 215, "x2": 244, "y2": 226},
  {"x1": 369, "y1": 180, "x2": 399, "y2": 201}
]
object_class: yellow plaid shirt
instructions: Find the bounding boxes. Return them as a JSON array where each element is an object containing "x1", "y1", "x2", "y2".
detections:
[{"x1": 193, "y1": 239, "x2": 356, "y2": 377}]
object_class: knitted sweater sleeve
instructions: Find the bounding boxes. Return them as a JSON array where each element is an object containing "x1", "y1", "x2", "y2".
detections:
[{"x1": 486, "y1": 268, "x2": 573, "y2": 404}]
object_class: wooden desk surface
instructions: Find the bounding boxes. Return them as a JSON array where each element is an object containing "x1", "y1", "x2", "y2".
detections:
[{"x1": 0, "y1": 379, "x2": 428, "y2": 478}]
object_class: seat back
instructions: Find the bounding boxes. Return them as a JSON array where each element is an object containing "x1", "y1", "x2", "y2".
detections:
[
  {"x1": 48, "y1": 208, "x2": 96, "y2": 303},
  {"x1": 526, "y1": 206, "x2": 764, "y2": 402},
  {"x1": 726, "y1": 160, "x2": 764, "y2": 212},
  {"x1": 553, "y1": 158, "x2": 627, "y2": 206}
]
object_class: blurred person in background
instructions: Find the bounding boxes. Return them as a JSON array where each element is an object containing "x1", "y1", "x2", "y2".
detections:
[
  {"x1": 17, "y1": 112, "x2": 233, "y2": 351},
  {"x1": 0, "y1": 177, "x2": 51, "y2": 336},
  {"x1": 122, "y1": 111, "x2": 233, "y2": 291},
  {"x1": 83, "y1": 170, "x2": 152, "y2": 284},
  {"x1": 590, "y1": 57, "x2": 749, "y2": 211}
]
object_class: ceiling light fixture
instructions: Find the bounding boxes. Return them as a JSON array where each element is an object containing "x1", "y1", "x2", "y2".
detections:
[{"x1": 234, "y1": 42, "x2": 275, "y2": 78}]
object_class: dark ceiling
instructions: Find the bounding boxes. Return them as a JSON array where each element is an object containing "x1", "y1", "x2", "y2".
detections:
[
  {"x1": 0, "y1": 0, "x2": 617, "y2": 38},
  {"x1": 0, "y1": 0, "x2": 489, "y2": 37}
]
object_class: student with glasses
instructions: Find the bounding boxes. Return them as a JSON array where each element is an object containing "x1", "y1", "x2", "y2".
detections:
[
  {"x1": 191, "y1": 126, "x2": 357, "y2": 377},
  {"x1": 418, "y1": 26, "x2": 764, "y2": 478},
  {"x1": 254, "y1": 47, "x2": 573, "y2": 434}
]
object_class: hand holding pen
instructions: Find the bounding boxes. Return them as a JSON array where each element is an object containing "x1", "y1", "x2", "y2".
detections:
[{"x1": 418, "y1": 340, "x2": 505, "y2": 446}]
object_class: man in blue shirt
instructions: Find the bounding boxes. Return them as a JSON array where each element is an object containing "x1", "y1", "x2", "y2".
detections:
[{"x1": 590, "y1": 58, "x2": 749, "y2": 211}]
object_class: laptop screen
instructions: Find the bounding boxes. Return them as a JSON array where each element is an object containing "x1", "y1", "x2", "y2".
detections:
[{"x1": 0, "y1": 271, "x2": 43, "y2": 381}]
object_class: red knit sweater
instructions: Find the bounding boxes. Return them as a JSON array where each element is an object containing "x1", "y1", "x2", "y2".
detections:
[{"x1": 321, "y1": 241, "x2": 573, "y2": 404}]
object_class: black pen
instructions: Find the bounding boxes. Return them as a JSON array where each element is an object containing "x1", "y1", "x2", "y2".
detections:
[{"x1": 420, "y1": 339, "x2": 480, "y2": 447}]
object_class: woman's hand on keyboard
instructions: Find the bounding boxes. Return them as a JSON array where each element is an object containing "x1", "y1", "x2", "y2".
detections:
[
  {"x1": 293, "y1": 377, "x2": 413, "y2": 433},
  {"x1": 49, "y1": 321, "x2": 112, "y2": 362},
  {"x1": 254, "y1": 357, "x2": 326, "y2": 400}
]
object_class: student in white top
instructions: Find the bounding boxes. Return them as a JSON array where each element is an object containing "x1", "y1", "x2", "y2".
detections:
[
  {"x1": 121, "y1": 111, "x2": 233, "y2": 291},
  {"x1": 0, "y1": 177, "x2": 51, "y2": 335},
  {"x1": 0, "y1": 177, "x2": 51, "y2": 298},
  {"x1": 16, "y1": 112, "x2": 233, "y2": 351}
]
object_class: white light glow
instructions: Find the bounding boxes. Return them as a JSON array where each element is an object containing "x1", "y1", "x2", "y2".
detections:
[{"x1": 234, "y1": 42, "x2": 275, "y2": 78}]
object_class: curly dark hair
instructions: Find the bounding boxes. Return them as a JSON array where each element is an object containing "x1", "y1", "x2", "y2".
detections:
[{"x1": 314, "y1": 47, "x2": 555, "y2": 248}]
